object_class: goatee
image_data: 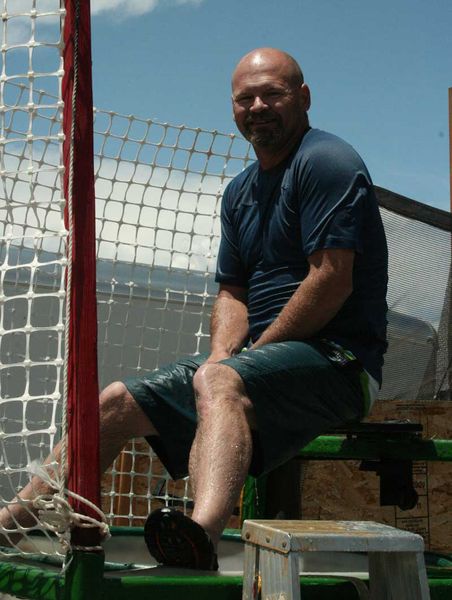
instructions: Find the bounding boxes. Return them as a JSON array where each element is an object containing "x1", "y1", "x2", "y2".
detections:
[{"x1": 244, "y1": 117, "x2": 285, "y2": 148}]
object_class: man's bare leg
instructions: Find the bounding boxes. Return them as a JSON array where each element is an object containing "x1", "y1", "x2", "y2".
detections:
[
  {"x1": 189, "y1": 363, "x2": 254, "y2": 547},
  {"x1": 0, "y1": 382, "x2": 157, "y2": 546}
]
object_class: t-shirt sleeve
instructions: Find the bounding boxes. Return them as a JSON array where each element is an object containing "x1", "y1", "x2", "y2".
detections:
[
  {"x1": 215, "y1": 185, "x2": 248, "y2": 287},
  {"x1": 297, "y1": 140, "x2": 372, "y2": 257}
]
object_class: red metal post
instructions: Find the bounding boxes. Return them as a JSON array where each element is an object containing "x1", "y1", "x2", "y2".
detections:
[{"x1": 62, "y1": 0, "x2": 100, "y2": 545}]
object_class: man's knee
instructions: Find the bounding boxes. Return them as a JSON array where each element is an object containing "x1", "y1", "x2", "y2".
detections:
[
  {"x1": 100, "y1": 381, "x2": 130, "y2": 413},
  {"x1": 99, "y1": 381, "x2": 157, "y2": 438},
  {"x1": 193, "y1": 363, "x2": 255, "y2": 424},
  {"x1": 194, "y1": 362, "x2": 243, "y2": 396}
]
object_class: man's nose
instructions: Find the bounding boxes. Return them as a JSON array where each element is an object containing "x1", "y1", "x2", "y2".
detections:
[{"x1": 250, "y1": 96, "x2": 267, "y2": 112}]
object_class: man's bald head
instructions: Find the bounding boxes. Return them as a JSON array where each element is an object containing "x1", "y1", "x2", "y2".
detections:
[
  {"x1": 231, "y1": 48, "x2": 310, "y2": 167},
  {"x1": 232, "y1": 48, "x2": 304, "y2": 91}
]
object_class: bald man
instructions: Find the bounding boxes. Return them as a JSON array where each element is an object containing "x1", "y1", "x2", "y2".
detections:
[{"x1": 0, "y1": 49, "x2": 388, "y2": 571}]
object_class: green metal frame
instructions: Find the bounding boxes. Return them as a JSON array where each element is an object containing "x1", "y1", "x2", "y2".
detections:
[
  {"x1": 241, "y1": 435, "x2": 452, "y2": 520},
  {"x1": 0, "y1": 553, "x2": 451, "y2": 600},
  {"x1": 298, "y1": 435, "x2": 452, "y2": 461}
]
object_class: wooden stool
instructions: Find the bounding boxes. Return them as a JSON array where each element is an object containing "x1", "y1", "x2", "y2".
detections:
[{"x1": 242, "y1": 520, "x2": 430, "y2": 600}]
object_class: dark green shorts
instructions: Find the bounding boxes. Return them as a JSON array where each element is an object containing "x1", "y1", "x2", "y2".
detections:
[{"x1": 124, "y1": 340, "x2": 366, "y2": 479}]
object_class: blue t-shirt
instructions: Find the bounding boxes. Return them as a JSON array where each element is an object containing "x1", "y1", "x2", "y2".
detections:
[{"x1": 215, "y1": 128, "x2": 388, "y2": 384}]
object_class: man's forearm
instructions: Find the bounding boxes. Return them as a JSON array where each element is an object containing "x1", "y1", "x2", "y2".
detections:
[
  {"x1": 209, "y1": 290, "x2": 249, "y2": 360},
  {"x1": 252, "y1": 269, "x2": 352, "y2": 349}
]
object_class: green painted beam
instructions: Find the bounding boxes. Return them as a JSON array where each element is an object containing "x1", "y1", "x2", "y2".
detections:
[
  {"x1": 0, "y1": 558, "x2": 451, "y2": 600},
  {"x1": 0, "y1": 560, "x2": 63, "y2": 600},
  {"x1": 102, "y1": 574, "x2": 365, "y2": 600},
  {"x1": 299, "y1": 436, "x2": 452, "y2": 461}
]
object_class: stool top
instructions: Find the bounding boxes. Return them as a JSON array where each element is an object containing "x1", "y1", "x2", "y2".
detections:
[{"x1": 242, "y1": 520, "x2": 425, "y2": 554}]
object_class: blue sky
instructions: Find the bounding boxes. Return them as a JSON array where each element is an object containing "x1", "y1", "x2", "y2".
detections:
[{"x1": 89, "y1": 0, "x2": 452, "y2": 211}]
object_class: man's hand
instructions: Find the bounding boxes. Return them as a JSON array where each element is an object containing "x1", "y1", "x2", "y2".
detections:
[{"x1": 209, "y1": 284, "x2": 249, "y2": 359}]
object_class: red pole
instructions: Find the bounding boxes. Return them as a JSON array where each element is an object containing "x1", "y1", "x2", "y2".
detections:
[{"x1": 62, "y1": 0, "x2": 100, "y2": 546}]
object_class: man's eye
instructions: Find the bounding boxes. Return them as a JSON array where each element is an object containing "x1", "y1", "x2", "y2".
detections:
[{"x1": 236, "y1": 96, "x2": 252, "y2": 104}]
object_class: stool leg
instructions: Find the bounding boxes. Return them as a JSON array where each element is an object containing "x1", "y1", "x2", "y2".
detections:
[
  {"x1": 369, "y1": 552, "x2": 430, "y2": 600},
  {"x1": 368, "y1": 552, "x2": 392, "y2": 599},
  {"x1": 242, "y1": 542, "x2": 259, "y2": 600},
  {"x1": 260, "y1": 548, "x2": 300, "y2": 600}
]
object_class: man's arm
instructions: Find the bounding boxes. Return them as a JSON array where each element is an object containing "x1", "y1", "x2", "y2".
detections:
[
  {"x1": 252, "y1": 248, "x2": 354, "y2": 348},
  {"x1": 207, "y1": 284, "x2": 249, "y2": 362}
]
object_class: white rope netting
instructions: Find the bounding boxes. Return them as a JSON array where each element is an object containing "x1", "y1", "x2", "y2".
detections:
[{"x1": 1, "y1": 1, "x2": 68, "y2": 555}]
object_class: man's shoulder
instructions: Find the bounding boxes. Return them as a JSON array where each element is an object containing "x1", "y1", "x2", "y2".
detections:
[{"x1": 295, "y1": 128, "x2": 368, "y2": 171}]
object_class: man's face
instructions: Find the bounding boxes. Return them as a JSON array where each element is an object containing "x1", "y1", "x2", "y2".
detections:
[{"x1": 232, "y1": 64, "x2": 309, "y2": 151}]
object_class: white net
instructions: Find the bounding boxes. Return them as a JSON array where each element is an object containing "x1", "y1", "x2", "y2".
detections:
[
  {"x1": 0, "y1": 1, "x2": 66, "y2": 554},
  {"x1": 93, "y1": 110, "x2": 253, "y2": 527},
  {"x1": 0, "y1": 41, "x2": 254, "y2": 545},
  {"x1": 94, "y1": 109, "x2": 253, "y2": 375}
]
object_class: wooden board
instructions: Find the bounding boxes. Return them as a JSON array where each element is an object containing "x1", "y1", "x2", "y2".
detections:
[{"x1": 301, "y1": 400, "x2": 452, "y2": 553}]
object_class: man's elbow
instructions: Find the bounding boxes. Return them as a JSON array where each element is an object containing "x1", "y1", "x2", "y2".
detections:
[
  {"x1": 327, "y1": 276, "x2": 353, "y2": 311},
  {"x1": 339, "y1": 277, "x2": 353, "y2": 304},
  {"x1": 343, "y1": 277, "x2": 354, "y2": 300}
]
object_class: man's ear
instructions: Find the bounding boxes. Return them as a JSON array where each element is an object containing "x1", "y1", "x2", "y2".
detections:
[{"x1": 301, "y1": 83, "x2": 311, "y2": 111}]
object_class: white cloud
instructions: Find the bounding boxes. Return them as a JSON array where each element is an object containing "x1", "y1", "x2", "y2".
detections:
[{"x1": 91, "y1": 0, "x2": 204, "y2": 17}]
